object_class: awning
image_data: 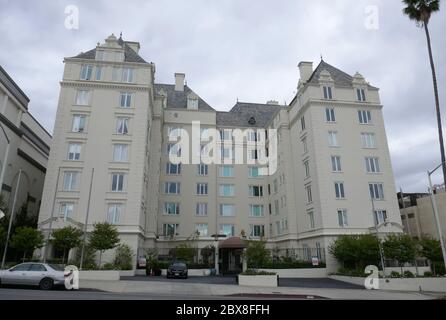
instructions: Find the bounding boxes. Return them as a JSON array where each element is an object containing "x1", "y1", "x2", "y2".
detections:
[{"x1": 218, "y1": 237, "x2": 247, "y2": 249}]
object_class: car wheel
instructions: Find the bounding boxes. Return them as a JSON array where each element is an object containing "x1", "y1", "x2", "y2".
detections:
[{"x1": 39, "y1": 278, "x2": 54, "y2": 290}]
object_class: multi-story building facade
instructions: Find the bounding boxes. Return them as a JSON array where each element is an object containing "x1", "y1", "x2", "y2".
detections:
[
  {"x1": 38, "y1": 34, "x2": 403, "y2": 271},
  {"x1": 0, "y1": 65, "x2": 52, "y2": 221}
]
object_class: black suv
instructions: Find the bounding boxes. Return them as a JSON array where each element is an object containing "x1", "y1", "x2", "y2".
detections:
[{"x1": 166, "y1": 261, "x2": 188, "y2": 279}]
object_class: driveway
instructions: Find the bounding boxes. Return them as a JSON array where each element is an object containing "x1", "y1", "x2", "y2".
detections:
[{"x1": 121, "y1": 275, "x2": 363, "y2": 289}]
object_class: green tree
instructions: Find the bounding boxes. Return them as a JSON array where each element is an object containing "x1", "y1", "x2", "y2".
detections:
[
  {"x1": 419, "y1": 236, "x2": 444, "y2": 274},
  {"x1": 52, "y1": 226, "x2": 83, "y2": 264},
  {"x1": 14, "y1": 203, "x2": 38, "y2": 230},
  {"x1": 171, "y1": 244, "x2": 195, "y2": 262},
  {"x1": 10, "y1": 227, "x2": 44, "y2": 261},
  {"x1": 114, "y1": 244, "x2": 134, "y2": 270},
  {"x1": 383, "y1": 234, "x2": 418, "y2": 274},
  {"x1": 89, "y1": 222, "x2": 120, "y2": 267},
  {"x1": 72, "y1": 242, "x2": 97, "y2": 270},
  {"x1": 245, "y1": 240, "x2": 269, "y2": 269},
  {"x1": 403, "y1": 0, "x2": 445, "y2": 185}
]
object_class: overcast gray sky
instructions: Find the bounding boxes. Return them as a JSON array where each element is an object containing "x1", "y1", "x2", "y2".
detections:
[{"x1": 1, "y1": 0, "x2": 445, "y2": 192}]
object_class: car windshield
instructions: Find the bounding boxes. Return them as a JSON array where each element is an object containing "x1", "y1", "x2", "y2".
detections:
[
  {"x1": 172, "y1": 262, "x2": 186, "y2": 268},
  {"x1": 48, "y1": 264, "x2": 65, "y2": 271}
]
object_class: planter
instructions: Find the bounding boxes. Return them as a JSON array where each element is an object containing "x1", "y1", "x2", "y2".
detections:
[
  {"x1": 119, "y1": 270, "x2": 135, "y2": 277},
  {"x1": 330, "y1": 275, "x2": 446, "y2": 293},
  {"x1": 238, "y1": 275, "x2": 278, "y2": 287},
  {"x1": 79, "y1": 270, "x2": 120, "y2": 281},
  {"x1": 258, "y1": 268, "x2": 327, "y2": 278}
]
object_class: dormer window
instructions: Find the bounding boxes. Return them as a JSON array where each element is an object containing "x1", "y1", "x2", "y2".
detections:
[
  {"x1": 357, "y1": 88, "x2": 366, "y2": 102},
  {"x1": 187, "y1": 98, "x2": 198, "y2": 110},
  {"x1": 323, "y1": 86, "x2": 333, "y2": 100}
]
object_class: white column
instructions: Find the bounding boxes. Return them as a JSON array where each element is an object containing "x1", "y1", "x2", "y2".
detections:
[{"x1": 1, "y1": 95, "x2": 8, "y2": 114}]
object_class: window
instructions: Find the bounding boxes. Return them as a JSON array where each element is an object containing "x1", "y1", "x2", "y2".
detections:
[
  {"x1": 164, "y1": 202, "x2": 180, "y2": 215},
  {"x1": 273, "y1": 179, "x2": 278, "y2": 194},
  {"x1": 30, "y1": 264, "x2": 47, "y2": 272},
  {"x1": 63, "y1": 172, "x2": 78, "y2": 191},
  {"x1": 249, "y1": 167, "x2": 259, "y2": 178},
  {"x1": 95, "y1": 66, "x2": 102, "y2": 81},
  {"x1": 111, "y1": 173, "x2": 125, "y2": 192},
  {"x1": 120, "y1": 92, "x2": 132, "y2": 108},
  {"x1": 219, "y1": 204, "x2": 235, "y2": 217},
  {"x1": 365, "y1": 157, "x2": 380, "y2": 173},
  {"x1": 358, "y1": 110, "x2": 372, "y2": 124},
  {"x1": 308, "y1": 210, "x2": 315, "y2": 229},
  {"x1": 323, "y1": 86, "x2": 333, "y2": 99},
  {"x1": 250, "y1": 225, "x2": 265, "y2": 238},
  {"x1": 219, "y1": 184, "x2": 234, "y2": 197},
  {"x1": 369, "y1": 183, "x2": 384, "y2": 200},
  {"x1": 304, "y1": 160, "x2": 310, "y2": 178},
  {"x1": 328, "y1": 131, "x2": 338, "y2": 147},
  {"x1": 196, "y1": 224, "x2": 208, "y2": 236},
  {"x1": 80, "y1": 65, "x2": 93, "y2": 80},
  {"x1": 122, "y1": 68, "x2": 134, "y2": 83},
  {"x1": 335, "y1": 182, "x2": 345, "y2": 199},
  {"x1": 187, "y1": 98, "x2": 198, "y2": 110},
  {"x1": 338, "y1": 209, "x2": 348, "y2": 227},
  {"x1": 249, "y1": 149, "x2": 259, "y2": 160},
  {"x1": 220, "y1": 129, "x2": 232, "y2": 140},
  {"x1": 374, "y1": 210, "x2": 387, "y2": 225},
  {"x1": 301, "y1": 116, "x2": 306, "y2": 131},
  {"x1": 68, "y1": 143, "x2": 81, "y2": 160},
  {"x1": 166, "y1": 163, "x2": 181, "y2": 175},
  {"x1": 198, "y1": 164, "x2": 208, "y2": 176},
  {"x1": 274, "y1": 199, "x2": 279, "y2": 215},
  {"x1": 196, "y1": 203, "x2": 208, "y2": 216},
  {"x1": 249, "y1": 185, "x2": 264, "y2": 197},
  {"x1": 167, "y1": 126, "x2": 182, "y2": 139},
  {"x1": 72, "y1": 115, "x2": 86, "y2": 133},
  {"x1": 59, "y1": 203, "x2": 74, "y2": 219},
  {"x1": 221, "y1": 147, "x2": 233, "y2": 160},
  {"x1": 167, "y1": 143, "x2": 181, "y2": 157},
  {"x1": 113, "y1": 144, "x2": 128, "y2": 162},
  {"x1": 331, "y1": 156, "x2": 342, "y2": 172},
  {"x1": 357, "y1": 88, "x2": 366, "y2": 102},
  {"x1": 165, "y1": 182, "x2": 180, "y2": 194},
  {"x1": 163, "y1": 223, "x2": 179, "y2": 236},
  {"x1": 249, "y1": 204, "x2": 264, "y2": 217},
  {"x1": 107, "y1": 204, "x2": 122, "y2": 224},
  {"x1": 276, "y1": 221, "x2": 281, "y2": 234},
  {"x1": 325, "y1": 108, "x2": 335, "y2": 122},
  {"x1": 75, "y1": 90, "x2": 90, "y2": 105},
  {"x1": 361, "y1": 133, "x2": 376, "y2": 148},
  {"x1": 302, "y1": 137, "x2": 308, "y2": 153},
  {"x1": 219, "y1": 224, "x2": 235, "y2": 237},
  {"x1": 306, "y1": 185, "x2": 312, "y2": 203},
  {"x1": 116, "y1": 118, "x2": 129, "y2": 135},
  {"x1": 247, "y1": 131, "x2": 259, "y2": 142},
  {"x1": 218, "y1": 165, "x2": 233, "y2": 177},
  {"x1": 197, "y1": 183, "x2": 208, "y2": 195}
]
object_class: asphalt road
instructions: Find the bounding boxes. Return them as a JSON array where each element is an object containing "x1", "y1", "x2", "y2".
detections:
[
  {"x1": 0, "y1": 287, "x2": 322, "y2": 300},
  {"x1": 121, "y1": 275, "x2": 363, "y2": 289}
]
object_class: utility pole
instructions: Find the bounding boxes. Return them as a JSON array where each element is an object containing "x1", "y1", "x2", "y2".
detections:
[
  {"x1": 371, "y1": 196, "x2": 386, "y2": 277},
  {"x1": 42, "y1": 167, "x2": 61, "y2": 263},
  {"x1": 1, "y1": 169, "x2": 22, "y2": 269},
  {"x1": 80, "y1": 168, "x2": 94, "y2": 270}
]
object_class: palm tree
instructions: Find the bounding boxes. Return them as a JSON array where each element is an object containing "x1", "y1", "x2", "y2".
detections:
[{"x1": 402, "y1": 0, "x2": 445, "y2": 186}]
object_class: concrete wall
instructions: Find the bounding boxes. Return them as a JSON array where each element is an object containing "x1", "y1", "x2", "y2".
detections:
[{"x1": 259, "y1": 268, "x2": 327, "y2": 278}]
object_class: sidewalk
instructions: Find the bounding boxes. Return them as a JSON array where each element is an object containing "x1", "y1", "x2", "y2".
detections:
[{"x1": 79, "y1": 279, "x2": 438, "y2": 300}]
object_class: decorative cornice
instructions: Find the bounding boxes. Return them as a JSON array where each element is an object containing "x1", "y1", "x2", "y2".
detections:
[{"x1": 60, "y1": 80, "x2": 150, "y2": 91}]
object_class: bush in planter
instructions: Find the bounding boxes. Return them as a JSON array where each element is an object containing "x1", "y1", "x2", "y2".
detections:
[
  {"x1": 245, "y1": 240, "x2": 270, "y2": 269},
  {"x1": 102, "y1": 262, "x2": 116, "y2": 270},
  {"x1": 113, "y1": 244, "x2": 133, "y2": 270},
  {"x1": 390, "y1": 271, "x2": 401, "y2": 278},
  {"x1": 403, "y1": 270, "x2": 415, "y2": 278},
  {"x1": 423, "y1": 271, "x2": 433, "y2": 277},
  {"x1": 241, "y1": 269, "x2": 276, "y2": 276}
]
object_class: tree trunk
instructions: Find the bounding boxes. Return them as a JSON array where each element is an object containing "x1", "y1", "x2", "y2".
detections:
[
  {"x1": 424, "y1": 22, "x2": 446, "y2": 186},
  {"x1": 62, "y1": 248, "x2": 66, "y2": 264},
  {"x1": 99, "y1": 251, "x2": 103, "y2": 268},
  {"x1": 23, "y1": 251, "x2": 26, "y2": 262}
]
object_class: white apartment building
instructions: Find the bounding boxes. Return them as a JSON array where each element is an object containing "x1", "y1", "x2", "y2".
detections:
[
  {"x1": 0, "y1": 65, "x2": 52, "y2": 221},
  {"x1": 38, "y1": 34, "x2": 403, "y2": 271}
]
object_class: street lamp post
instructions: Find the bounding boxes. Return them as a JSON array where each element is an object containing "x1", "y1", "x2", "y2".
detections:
[
  {"x1": 370, "y1": 196, "x2": 386, "y2": 276},
  {"x1": 427, "y1": 163, "x2": 446, "y2": 271}
]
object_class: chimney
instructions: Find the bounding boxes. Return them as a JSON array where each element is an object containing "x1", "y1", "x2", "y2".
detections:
[
  {"x1": 298, "y1": 61, "x2": 313, "y2": 84},
  {"x1": 175, "y1": 73, "x2": 185, "y2": 92}
]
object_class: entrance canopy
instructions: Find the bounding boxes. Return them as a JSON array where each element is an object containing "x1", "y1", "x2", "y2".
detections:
[{"x1": 218, "y1": 237, "x2": 247, "y2": 249}]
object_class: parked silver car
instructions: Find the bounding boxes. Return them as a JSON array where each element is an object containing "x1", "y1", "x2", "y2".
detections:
[{"x1": 0, "y1": 263, "x2": 66, "y2": 290}]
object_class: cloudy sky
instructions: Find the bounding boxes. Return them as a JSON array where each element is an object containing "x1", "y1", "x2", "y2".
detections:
[{"x1": 1, "y1": 0, "x2": 445, "y2": 192}]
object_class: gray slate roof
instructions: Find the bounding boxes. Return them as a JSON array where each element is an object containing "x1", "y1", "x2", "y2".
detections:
[
  {"x1": 154, "y1": 84, "x2": 214, "y2": 111},
  {"x1": 307, "y1": 60, "x2": 377, "y2": 89},
  {"x1": 216, "y1": 102, "x2": 283, "y2": 128},
  {"x1": 71, "y1": 37, "x2": 147, "y2": 63}
]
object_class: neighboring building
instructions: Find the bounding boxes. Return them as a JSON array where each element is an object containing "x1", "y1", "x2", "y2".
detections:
[
  {"x1": 399, "y1": 190, "x2": 446, "y2": 240},
  {"x1": 0, "y1": 65, "x2": 52, "y2": 221},
  {"x1": 38, "y1": 34, "x2": 403, "y2": 271}
]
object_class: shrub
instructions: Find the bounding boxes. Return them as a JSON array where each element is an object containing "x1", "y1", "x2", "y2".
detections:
[
  {"x1": 403, "y1": 270, "x2": 415, "y2": 278},
  {"x1": 89, "y1": 222, "x2": 120, "y2": 267},
  {"x1": 423, "y1": 271, "x2": 433, "y2": 277},
  {"x1": 170, "y1": 244, "x2": 195, "y2": 262},
  {"x1": 71, "y1": 243, "x2": 97, "y2": 270},
  {"x1": 390, "y1": 271, "x2": 401, "y2": 278},
  {"x1": 240, "y1": 269, "x2": 276, "y2": 276},
  {"x1": 114, "y1": 244, "x2": 133, "y2": 270},
  {"x1": 245, "y1": 240, "x2": 270, "y2": 269},
  {"x1": 329, "y1": 235, "x2": 381, "y2": 270},
  {"x1": 102, "y1": 262, "x2": 116, "y2": 270}
]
